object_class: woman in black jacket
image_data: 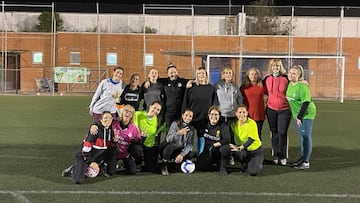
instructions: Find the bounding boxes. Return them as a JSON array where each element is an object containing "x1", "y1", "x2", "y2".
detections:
[{"x1": 196, "y1": 105, "x2": 231, "y2": 176}]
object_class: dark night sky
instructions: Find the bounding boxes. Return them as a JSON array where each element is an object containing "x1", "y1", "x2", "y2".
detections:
[{"x1": 5, "y1": 1, "x2": 360, "y2": 13}]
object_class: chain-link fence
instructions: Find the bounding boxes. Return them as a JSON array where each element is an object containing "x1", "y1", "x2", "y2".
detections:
[{"x1": 0, "y1": 2, "x2": 360, "y2": 99}]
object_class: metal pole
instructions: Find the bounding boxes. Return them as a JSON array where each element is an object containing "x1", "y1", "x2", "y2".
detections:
[
  {"x1": 143, "y1": 4, "x2": 146, "y2": 79},
  {"x1": 51, "y1": 2, "x2": 55, "y2": 95},
  {"x1": 1, "y1": 1, "x2": 4, "y2": 92},
  {"x1": 4, "y1": 0, "x2": 7, "y2": 94},
  {"x1": 191, "y1": 5, "x2": 195, "y2": 75},
  {"x1": 339, "y1": 7, "x2": 344, "y2": 103},
  {"x1": 97, "y1": 2, "x2": 100, "y2": 83},
  {"x1": 287, "y1": 6, "x2": 294, "y2": 68}
]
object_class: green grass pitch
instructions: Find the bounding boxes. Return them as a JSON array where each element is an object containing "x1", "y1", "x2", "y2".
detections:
[{"x1": 0, "y1": 95, "x2": 359, "y2": 202}]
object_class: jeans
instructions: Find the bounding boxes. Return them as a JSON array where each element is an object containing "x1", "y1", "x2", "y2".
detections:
[{"x1": 293, "y1": 118, "x2": 314, "y2": 162}]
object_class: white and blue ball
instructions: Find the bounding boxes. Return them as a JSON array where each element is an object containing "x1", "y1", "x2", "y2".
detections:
[{"x1": 181, "y1": 160, "x2": 195, "y2": 174}]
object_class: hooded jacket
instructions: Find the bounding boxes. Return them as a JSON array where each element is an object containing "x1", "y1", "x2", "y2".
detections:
[{"x1": 214, "y1": 80, "x2": 243, "y2": 118}]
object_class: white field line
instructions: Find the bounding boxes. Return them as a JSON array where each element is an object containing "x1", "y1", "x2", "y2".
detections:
[
  {"x1": 0, "y1": 190, "x2": 359, "y2": 199},
  {"x1": 10, "y1": 192, "x2": 31, "y2": 203}
]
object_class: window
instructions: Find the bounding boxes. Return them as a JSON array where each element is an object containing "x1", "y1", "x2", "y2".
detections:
[
  {"x1": 70, "y1": 52, "x2": 81, "y2": 65},
  {"x1": 32, "y1": 52, "x2": 43, "y2": 64},
  {"x1": 106, "y1": 53, "x2": 117, "y2": 66},
  {"x1": 144, "y1": 53, "x2": 154, "y2": 66}
]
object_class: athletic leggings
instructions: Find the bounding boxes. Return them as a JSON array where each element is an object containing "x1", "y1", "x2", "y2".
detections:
[{"x1": 266, "y1": 107, "x2": 291, "y2": 160}]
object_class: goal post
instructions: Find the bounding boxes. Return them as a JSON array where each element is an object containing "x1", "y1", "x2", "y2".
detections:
[{"x1": 206, "y1": 54, "x2": 345, "y2": 103}]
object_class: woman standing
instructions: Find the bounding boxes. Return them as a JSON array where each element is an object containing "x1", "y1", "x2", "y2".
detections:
[
  {"x1": 141, "y1": 67, "x2": 164, "y2": 111},
  {"x1": 263, "y1": 59, "x2": 291, "y2": 166},
  {"x1": 182, "y1": 67, "x2": 215, "y2": 153},
  {"x1": 119, "y1": 74, "x2": 143, "y2": 110},
  {"x1": 286, "y1": 65, "x2": 316, "y2": 170},
  {"x1": 240, "y1": 68, "x2": 266, "y2": 140},
  {"x1": 89, "y1": 66, "x2": 126, "y2": 121},
  {"x1": 214, "y1": 67, "x2": 243, "y2": 123}
]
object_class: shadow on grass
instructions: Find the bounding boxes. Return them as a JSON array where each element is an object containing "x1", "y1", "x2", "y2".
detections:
[
  {"x1": 0, "y1": 144, "x2": 359, "y2": 182},
  {"x1": 252, "y1": 146, "x2": 360, "y2": 177}
]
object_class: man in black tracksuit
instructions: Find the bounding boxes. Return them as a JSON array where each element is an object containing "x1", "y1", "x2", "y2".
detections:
[{"x1": 158, "y1": 63, "x2": 189, "y2": 127}]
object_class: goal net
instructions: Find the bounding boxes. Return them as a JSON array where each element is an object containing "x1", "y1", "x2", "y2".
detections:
[{"x1": 206, "y1": 55, "x2": 345, "y2": 103}]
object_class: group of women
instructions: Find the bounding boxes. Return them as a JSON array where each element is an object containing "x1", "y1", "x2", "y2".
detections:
[{"x1": 64, "y1": 59, "x2": 316, "y2": 183}]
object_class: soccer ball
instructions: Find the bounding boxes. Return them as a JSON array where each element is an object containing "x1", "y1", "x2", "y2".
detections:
[
  {"x1": 85, "y1": 162, "x2": 100, "y2": 178},
  {"x1": 181, "y1": 160, "x2": 195, "y2": 174}
]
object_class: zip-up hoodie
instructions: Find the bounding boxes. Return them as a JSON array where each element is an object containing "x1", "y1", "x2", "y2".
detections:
[
  {"x1": 89, "y1": 78, "x2": 126, "y2": 114},
  {"x1": 263, "y1": 74, "x2": 290, "y2": 111},
  {"x1": 165, "y1": 119, "x2": 195, "y2": 157},
  {"x1": 80, "y1": 121, "x2": 117, "y2": 165},
  {"x1": 214, "y1": 80, "x2": 243, "y2": 118}
]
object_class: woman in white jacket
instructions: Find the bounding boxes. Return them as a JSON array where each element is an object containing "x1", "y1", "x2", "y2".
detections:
[{"x1": 89, "y1": 66, "x2": 127, "y2": 121}]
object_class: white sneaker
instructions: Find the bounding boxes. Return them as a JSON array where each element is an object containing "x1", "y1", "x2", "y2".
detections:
[
  {"x1": 229, "y1": 156, "x2": 235, "y2": 166},
  {"x1": 273, "y1": 159, "x2": 279, "y2": 165},
  {"x1": 294, "y1": 161, "x2": 310, "y2": 170},
  {"x1": 280, "y1": 159, "x2": 287, "y2": 166}
]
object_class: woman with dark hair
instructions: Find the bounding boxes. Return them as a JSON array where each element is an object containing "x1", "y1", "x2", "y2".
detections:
[
  {"x1": 196, "y1": 105, "x2": 231, "y2": 176},
  {"x1": 133, "y1": 101, "x2": 166, "y2": 173},
  {"x1": 230, "y1": 105, "x2": 264, "y2": 176},
  {"x1": 89, "y1": 66, "x2": 126, "y2": 121},
  {"x1": 119, "y1": 73, "x2": 143, "y2": 110},
  {"x1": 159, "y1": 109, "x2": 195, "y2": 176}
]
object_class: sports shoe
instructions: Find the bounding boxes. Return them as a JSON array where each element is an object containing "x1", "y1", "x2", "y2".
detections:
[
  {"x1": 292, "y1": 157, "x2": 304, "y2": 166},
  {"x1": 229, "y1": 156, "x2": 235, "y2": 166},
  {"x1": 62, "y1": 165, "x2": 73, "y2": 177},
  {"x1": 273, "y1": 159, "x2": 279, "y2": 165},
  {"x1": 280, "y1": 159, "x2": 287, "y2": 166},
  {"x1": 161, "y1": 166, "x2": 169, "y2": 176},
  {"x1": 219, "y1": 168, "x2": 228, "y2": 176},
  {"x1": 294, "y1": 161, "x2": 310, "y2": 170}
]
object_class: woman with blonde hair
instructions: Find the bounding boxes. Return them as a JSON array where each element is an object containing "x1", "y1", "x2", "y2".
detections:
[
  {"x1": 214, "y1": 66, "x2": 243, "y2": 123},
  {"x1": 286, "y1": 65, "x2": 316, "y2": 170},
  {"x1": 182, "y1": 67, "x2": 215, "y2": 154},
  {"x1": 90, "y1": 104, "x2": 144, "y2": 175},
  {"x1": 263, "y1": 59, "x2": 291, "y2": 166},
  {"x1": 240, "y1": 68, "x2": 266, "y2": 140}
]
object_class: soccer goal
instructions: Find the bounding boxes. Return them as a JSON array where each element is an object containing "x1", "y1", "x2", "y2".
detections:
[{"x1": 206, "y1": 54, "x2": 345, "y2": 103}]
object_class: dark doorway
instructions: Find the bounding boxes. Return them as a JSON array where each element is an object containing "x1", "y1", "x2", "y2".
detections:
[{"x1": 0, "y1": 52, "x2": 20, "y2": 93}]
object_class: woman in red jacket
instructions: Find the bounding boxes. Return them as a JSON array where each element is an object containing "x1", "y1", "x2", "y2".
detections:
[{"x1": 240, "y1": 67, "x2": 265, "y2": 140}]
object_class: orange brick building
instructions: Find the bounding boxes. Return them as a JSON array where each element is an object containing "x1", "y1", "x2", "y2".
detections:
[{"x1": 4, "y1": 32, "x2": 360, "y2": 99}]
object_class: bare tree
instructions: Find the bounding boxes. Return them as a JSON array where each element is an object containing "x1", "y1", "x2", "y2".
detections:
[{"x1": 246, "y1": 0, "x2": 292, "y2": 35}]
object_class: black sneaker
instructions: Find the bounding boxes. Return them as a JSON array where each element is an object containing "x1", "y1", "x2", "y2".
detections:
[
  {"x1": 219, "y1": 168, "x2": 228, "y2": 176},
  {"x1": 292, "y1": 157, "x2": 304, "y2": 166},
  {"x1": 294, "y1": 161, "x2": 310, "y2": 170},
  {"x1": 61, "y1": 165, "x2": 73, "y2": 177},
  {"x1": 161, "y1": 166, "x2": 169, "y2": 176}
]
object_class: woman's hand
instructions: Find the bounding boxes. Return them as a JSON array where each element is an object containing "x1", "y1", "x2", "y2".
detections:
[
  {"x1": 90, "y1": 125, "x2": 98, "y2": 135},
  {"x1": 296, "y1": 118, "x2": 302, "y2": 127},
  {"x1": 213, "y1": 142, "x2": 221, "y2": 148},
  {"x1": 178, "y1": 126, "x2": 190, "y2": 136},
  {"x1": 175, "y1": 154, "x2": 184, "y2": 163}
]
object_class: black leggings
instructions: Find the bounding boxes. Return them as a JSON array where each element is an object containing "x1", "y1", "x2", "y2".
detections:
[{"x1": 266, "y1": 107, "x2": 291, "y2": 160}]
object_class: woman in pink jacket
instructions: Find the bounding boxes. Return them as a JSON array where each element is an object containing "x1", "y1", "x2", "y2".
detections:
[{"x1": 263, "y1": 59, "x2": 291, "y2": 166}]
